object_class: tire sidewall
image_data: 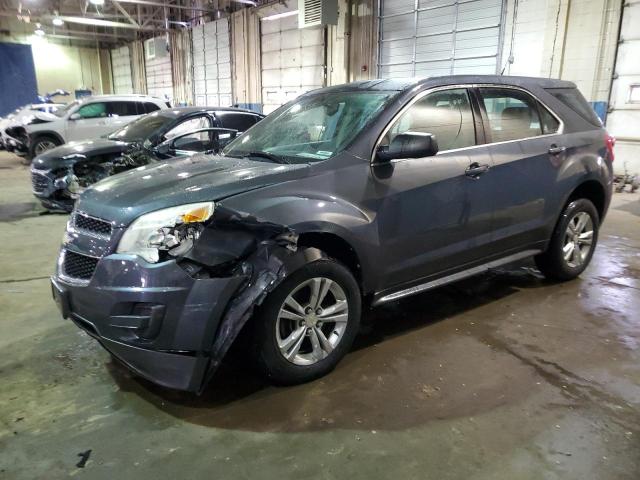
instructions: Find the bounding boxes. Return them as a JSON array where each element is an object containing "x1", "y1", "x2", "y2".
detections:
[
  {"x1": 30, "y1": 135, "x2": 59, "y2": 158},
  {"x1": 548, "y1": 199, "x2": 599, "y2": 279},
  {"x1": 253, "y1": 259, "x2": 361, "y2": 384}
]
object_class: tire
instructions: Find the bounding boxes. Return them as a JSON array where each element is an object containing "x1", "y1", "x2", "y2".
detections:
[
  {"x1": 252, "y1": 258, "x2": 361, "y2": 385},
  {"x1": 30, "y1": 135, "x2": 60, "y2": 158},
  {"x1": 535, "y1": 198, "x2": 599, "y2": 281}
]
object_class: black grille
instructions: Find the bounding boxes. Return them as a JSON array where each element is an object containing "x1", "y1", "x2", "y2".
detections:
[
  {"x1": 63, "y1": 250, "x2": 99, "y2": 280},
  {"x1": 74, "y1": 213, "x2": 112, "y2": 237},
  {"x1": 31, "y1": 171, "x2": 50, "y2": 193}
]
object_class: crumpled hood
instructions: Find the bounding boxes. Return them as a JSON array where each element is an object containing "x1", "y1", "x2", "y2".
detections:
[
  {"x1": 33, "y1": 111, "x2": 58, "y2": 122},
  {"x1": 32, "y1": 139, "x2": 131, "y2": 170},
  {"x1": 76, "y1": 154, "x2": 309, "y2": 226}
]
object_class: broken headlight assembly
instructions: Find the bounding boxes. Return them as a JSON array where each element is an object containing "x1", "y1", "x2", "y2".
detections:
[{"x1": 117, "y1": 202, "x2": 215, "y2": 263}]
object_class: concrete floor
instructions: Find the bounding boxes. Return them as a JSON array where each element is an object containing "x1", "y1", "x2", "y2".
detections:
[{"x1": 0, "y1": 150, "x2": 639, "y2": 479}]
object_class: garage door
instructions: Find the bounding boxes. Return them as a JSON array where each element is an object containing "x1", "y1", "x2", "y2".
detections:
[
  {"x1": 192, "y1": 19, "x2": 233, "y2": 107},
  {"x1": 145, "y1": 38, "x2": 173, "y2": 103},
  {"x1": 606, "y1": 1, "x2": 640, "y2": 175},
  {"x1": 111, "y1": 46, "x2": 133, "y2": 94},
  {"x1": 378, "y1": 0, "x2": 504, "y2": 78},
  {"x1": 260, "y1": 13, "x2": 325, "y2": 114}
]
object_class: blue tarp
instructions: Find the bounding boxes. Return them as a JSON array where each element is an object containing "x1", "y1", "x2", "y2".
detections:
[{"x1": 0, "y1": 42, "x2": 38, "y2": 117}]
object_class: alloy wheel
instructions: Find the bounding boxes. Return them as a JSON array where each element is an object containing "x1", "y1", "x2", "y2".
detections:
[
  {"x1": 563, "y1": 211, "x2": 594, "y2": 268},
  {"x1": 35, "y1": 140, "x2": 56, "y2": 155},
  {"x1": 275, "y1": 277, "x2": 349, "y2": 366}
]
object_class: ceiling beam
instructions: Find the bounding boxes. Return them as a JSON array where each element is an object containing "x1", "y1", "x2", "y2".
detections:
[{"x1": 112, "y1": 0, "x2": 140, "y2": 26}]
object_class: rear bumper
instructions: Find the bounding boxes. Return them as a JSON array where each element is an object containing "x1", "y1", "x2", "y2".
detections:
[{"x1": 52, "y1": 253, "x2": 245, "y2": 392}]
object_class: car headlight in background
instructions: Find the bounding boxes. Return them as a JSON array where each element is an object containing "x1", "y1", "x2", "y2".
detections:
[{"x1": 117, "y1": 202, "x2": 215, "y2": 263}]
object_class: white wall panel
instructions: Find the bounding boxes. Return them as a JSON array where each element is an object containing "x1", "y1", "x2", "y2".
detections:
[
  {"x1": 260, "y1": 12, "x2": 325, "y2": 114},
  {"x1": 379, "y1": 0, "x2": 504, "y2": 78},
  {"x1": 145, "y1": 38, "x2": 173, "y2": 102},
  {"x1": 192, "y1": 18, "x2": 232, "y2": 107},
  {"x1": 111, "y1": 46, "x2": 133, "y2": 94}
]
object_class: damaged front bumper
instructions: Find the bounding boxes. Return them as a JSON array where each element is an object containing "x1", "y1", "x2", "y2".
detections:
[
  {"x1": 30, "y1": 166, "x2": 75, "y2": 212},
  {"x1": 51, "y1": 210, "x2": 322, "y2": 393},
  {"x1": 52, "y1": 252, "x2": 247, "y2": 391}
]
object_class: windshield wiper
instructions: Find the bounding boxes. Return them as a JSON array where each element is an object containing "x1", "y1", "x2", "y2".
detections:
[{"x1": 243, "y1": 151, "x2": 290, "y2": 164}]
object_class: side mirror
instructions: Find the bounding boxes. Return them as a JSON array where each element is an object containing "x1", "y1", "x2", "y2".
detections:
[
  {"x1": 153, "y1": 139, "x2": 172, "y2": 156},
  {"x1": 69, "y1": 113, "x2": 81, "y2": 121},
  {"x1": 375, "y1": 132, "x2": 439, "y2": 163}
]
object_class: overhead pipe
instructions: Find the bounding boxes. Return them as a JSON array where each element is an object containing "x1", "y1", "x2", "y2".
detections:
[{"x1": 113, "y1": 0, "x2": 257, "y2": 12}]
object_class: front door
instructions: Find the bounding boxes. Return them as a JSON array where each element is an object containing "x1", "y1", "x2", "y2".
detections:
[
  {"x1": 373, "y1": 88, "x2": 495, "y2": 289},
  {"x1": 66, "y1": 102, "x2": 110, "y2": 142}
]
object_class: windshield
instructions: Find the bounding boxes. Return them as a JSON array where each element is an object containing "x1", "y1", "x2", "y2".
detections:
[
  {"x1": 107, "y1": 111, "x2": 176, "y2": 143},
  {"x1": 53, "y1": 101, "x2": 79, "y2": 118},
  {"x1": 222, "y1": 91, "x2": 393, "y2": 163}
]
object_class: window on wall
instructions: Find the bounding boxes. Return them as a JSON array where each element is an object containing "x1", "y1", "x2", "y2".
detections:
[
  {"x1": 479, "y1": 88, "x2": 543, "y2": 142},
  {"x1": 383, "y1": 88, "x2": 476, "y2": 152}
]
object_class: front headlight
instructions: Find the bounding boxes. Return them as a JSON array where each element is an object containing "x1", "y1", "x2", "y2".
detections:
[{"x1": 117, "y1": 202, "x2": 214, "y2": 263}]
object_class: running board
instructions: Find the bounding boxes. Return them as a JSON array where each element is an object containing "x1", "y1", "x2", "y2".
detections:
[{"x1": 373, "y1": 249, "x2": 542, "y2": 305}]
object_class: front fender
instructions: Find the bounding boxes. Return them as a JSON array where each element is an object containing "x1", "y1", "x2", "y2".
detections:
[{"x1": 219, "y1": 192, "x2": 379, "y2": 291}]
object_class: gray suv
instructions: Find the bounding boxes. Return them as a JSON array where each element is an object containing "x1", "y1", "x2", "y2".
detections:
[{"x1": 51, "y1": 75, "x2": 614, "y2": 393}]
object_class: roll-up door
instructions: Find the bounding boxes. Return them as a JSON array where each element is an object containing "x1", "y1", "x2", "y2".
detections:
[
  {"x1": 145, "y1": 38, "x2": 173, "y2": 102},
  {"x1": 111, "y1": 46, "x2": 133, "y2": 94},
  {"x1": 379, "y1": 0, "x2": 504, "y2": 78},
  {"x1": 192, "y1": 18, "x2": 233, "y2": 107},
  {"x1": 260, "y1": 13, "x2": 325, "y2": 114}
]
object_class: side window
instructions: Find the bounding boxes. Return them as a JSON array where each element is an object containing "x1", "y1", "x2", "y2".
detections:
[
  {"x1": 479, "y1": 88, "x2": 543, "y2": 142},
  {"x1": 144, "y1": 102, "x2": 161, "y2": 113},
  {"x1": 216, "y1": 112, "x2": 257, "y2": 132},
  {"x1": 164, "y1": 115, "x2": 211, "y2": 144},
  {"x1": 384, "y1": 88, "x2": 476, "y2": 152},
  {"x1": 76, "y1": 103, "x2": 107, "y2": 119},
  {"x1": 107, "y1": 101, "x2": 138, "y2": 117},
  {"x1": 538, "y1": 102, "x2": 560, "y2": 134}
]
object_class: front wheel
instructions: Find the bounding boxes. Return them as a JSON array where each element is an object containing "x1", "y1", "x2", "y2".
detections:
[
  {"x1": 30, "y1": 135, "x2": 60, "y2": 158},
  {"x1": 252, "y1": 259, "x2": 361, "y2": 385},
  {"x1": 535, "y1": 199, "x2": 599, "y2": 281}
]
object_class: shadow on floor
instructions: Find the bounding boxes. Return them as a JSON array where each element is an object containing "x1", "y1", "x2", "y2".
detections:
[{"x1": 107, "y1": 261, "x2": 558, "y2": 432}]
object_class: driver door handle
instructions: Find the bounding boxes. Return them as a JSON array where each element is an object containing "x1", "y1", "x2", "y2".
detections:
[
  {"x1": 548, "y1": 144, "x2": 567, "y2": 155},
  {"x1": 465, "y1": 162, "x2": 490, "y2": 178}
]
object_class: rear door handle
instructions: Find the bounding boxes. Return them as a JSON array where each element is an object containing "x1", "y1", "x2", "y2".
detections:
[
  {"x1": 465, "y1": 162, "x2": 490, "y2": 178},
  {"x1": 548, "y1": 144, "x2": 566, "y2": 155}
]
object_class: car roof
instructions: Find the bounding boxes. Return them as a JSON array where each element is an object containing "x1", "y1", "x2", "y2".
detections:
[
  {"x1": 319, "y1": 75, "x2": 577, "y2": 94},
  {"x1": 158, "y1": 106, "x2": 264, "y2": 117},
  {"x1": 78, "y1": 94, "x2": 167, "y2": 103}
]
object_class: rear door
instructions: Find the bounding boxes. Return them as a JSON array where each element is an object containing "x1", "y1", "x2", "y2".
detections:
[
  {"x1": 477, "y1": 86, "x2": 563, "y2": 252},
  {"x1": 106, "y1": 101, "x2": 140, "y2": 131}
]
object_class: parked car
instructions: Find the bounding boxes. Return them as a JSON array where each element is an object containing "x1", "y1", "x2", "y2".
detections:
[
  {"x1": 0, "y1": 103, "x2": 65, "y2": 152},
  {"x1": 51, "y1": 75, "x2": 613, "y2": 393},
  {"x1": 30, "y1": 107, "x2": 265, "y2": 212},
  {"x1": 15, "y1": 94, "x2": 170, "y2": 158}
]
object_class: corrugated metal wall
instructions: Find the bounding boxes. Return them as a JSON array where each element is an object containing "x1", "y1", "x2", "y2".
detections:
[{"x1": 378, "y1": 0, "x2": 504, "y2": 77}]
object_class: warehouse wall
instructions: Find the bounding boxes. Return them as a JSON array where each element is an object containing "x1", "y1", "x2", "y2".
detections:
[{"x1": 502, "y1": 0, "x2": 622, "y2": 103}]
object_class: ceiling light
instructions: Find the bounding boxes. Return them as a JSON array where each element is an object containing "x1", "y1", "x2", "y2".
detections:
[
  {"x1": 89, "y1": 0, "x2": 105, "y2": 5},
  {"x1": 34, "y1": 23, "x2": 45, "y2": 36},
  {"x1": 261, "y1": 10, "x2": 298, "y2": 21},
  {"x1": 52, "y1": 17, "x2": 64, "y2": 26}
]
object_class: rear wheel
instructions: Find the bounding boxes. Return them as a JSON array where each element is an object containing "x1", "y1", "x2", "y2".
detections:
[
  {"x1": 535, "y1": 199, "x2": 599, "y2": 281},
  {"x1": 252, "y1": 259, "x2": 361, "y2": 385},
  {"x1": 30, "y1": 135, "x2": 60, "y2": 158}
]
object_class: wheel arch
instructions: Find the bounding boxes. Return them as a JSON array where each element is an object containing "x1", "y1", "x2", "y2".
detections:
[
  {"x1": 565, "y1": 179, "x2": 608, "y2": 223},
  {"x1": 31, "y1": 130, "x2": 64, "y2": 145}
]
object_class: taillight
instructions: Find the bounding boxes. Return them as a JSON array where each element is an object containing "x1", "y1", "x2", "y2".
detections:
[{"x1": 605, "y1": 133, "x2": 615, "y2": 162}]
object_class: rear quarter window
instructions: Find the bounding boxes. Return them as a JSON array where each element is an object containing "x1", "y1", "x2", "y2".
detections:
[{"x1": 546, "y1": 88, "x2": 602, "y2": 126}]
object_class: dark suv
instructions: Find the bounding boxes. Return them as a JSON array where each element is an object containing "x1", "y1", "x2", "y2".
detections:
[{"x1": 51, "y1": 75, "x2": 614, "y2": 393}]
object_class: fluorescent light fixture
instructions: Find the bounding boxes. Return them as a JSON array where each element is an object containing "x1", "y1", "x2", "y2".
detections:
[
  {"x1": 34, "y1": 23, "x2": 45, "y2": 36},
  {"x1": 89, "y1": 0, "x2": 105, "y2": 5},
  {"x1": 262, "y1": 10, "x2": 298, "y2": 21},
  {"x1": 52, "y1": 17, "x2": 64, "y2": 26}
]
